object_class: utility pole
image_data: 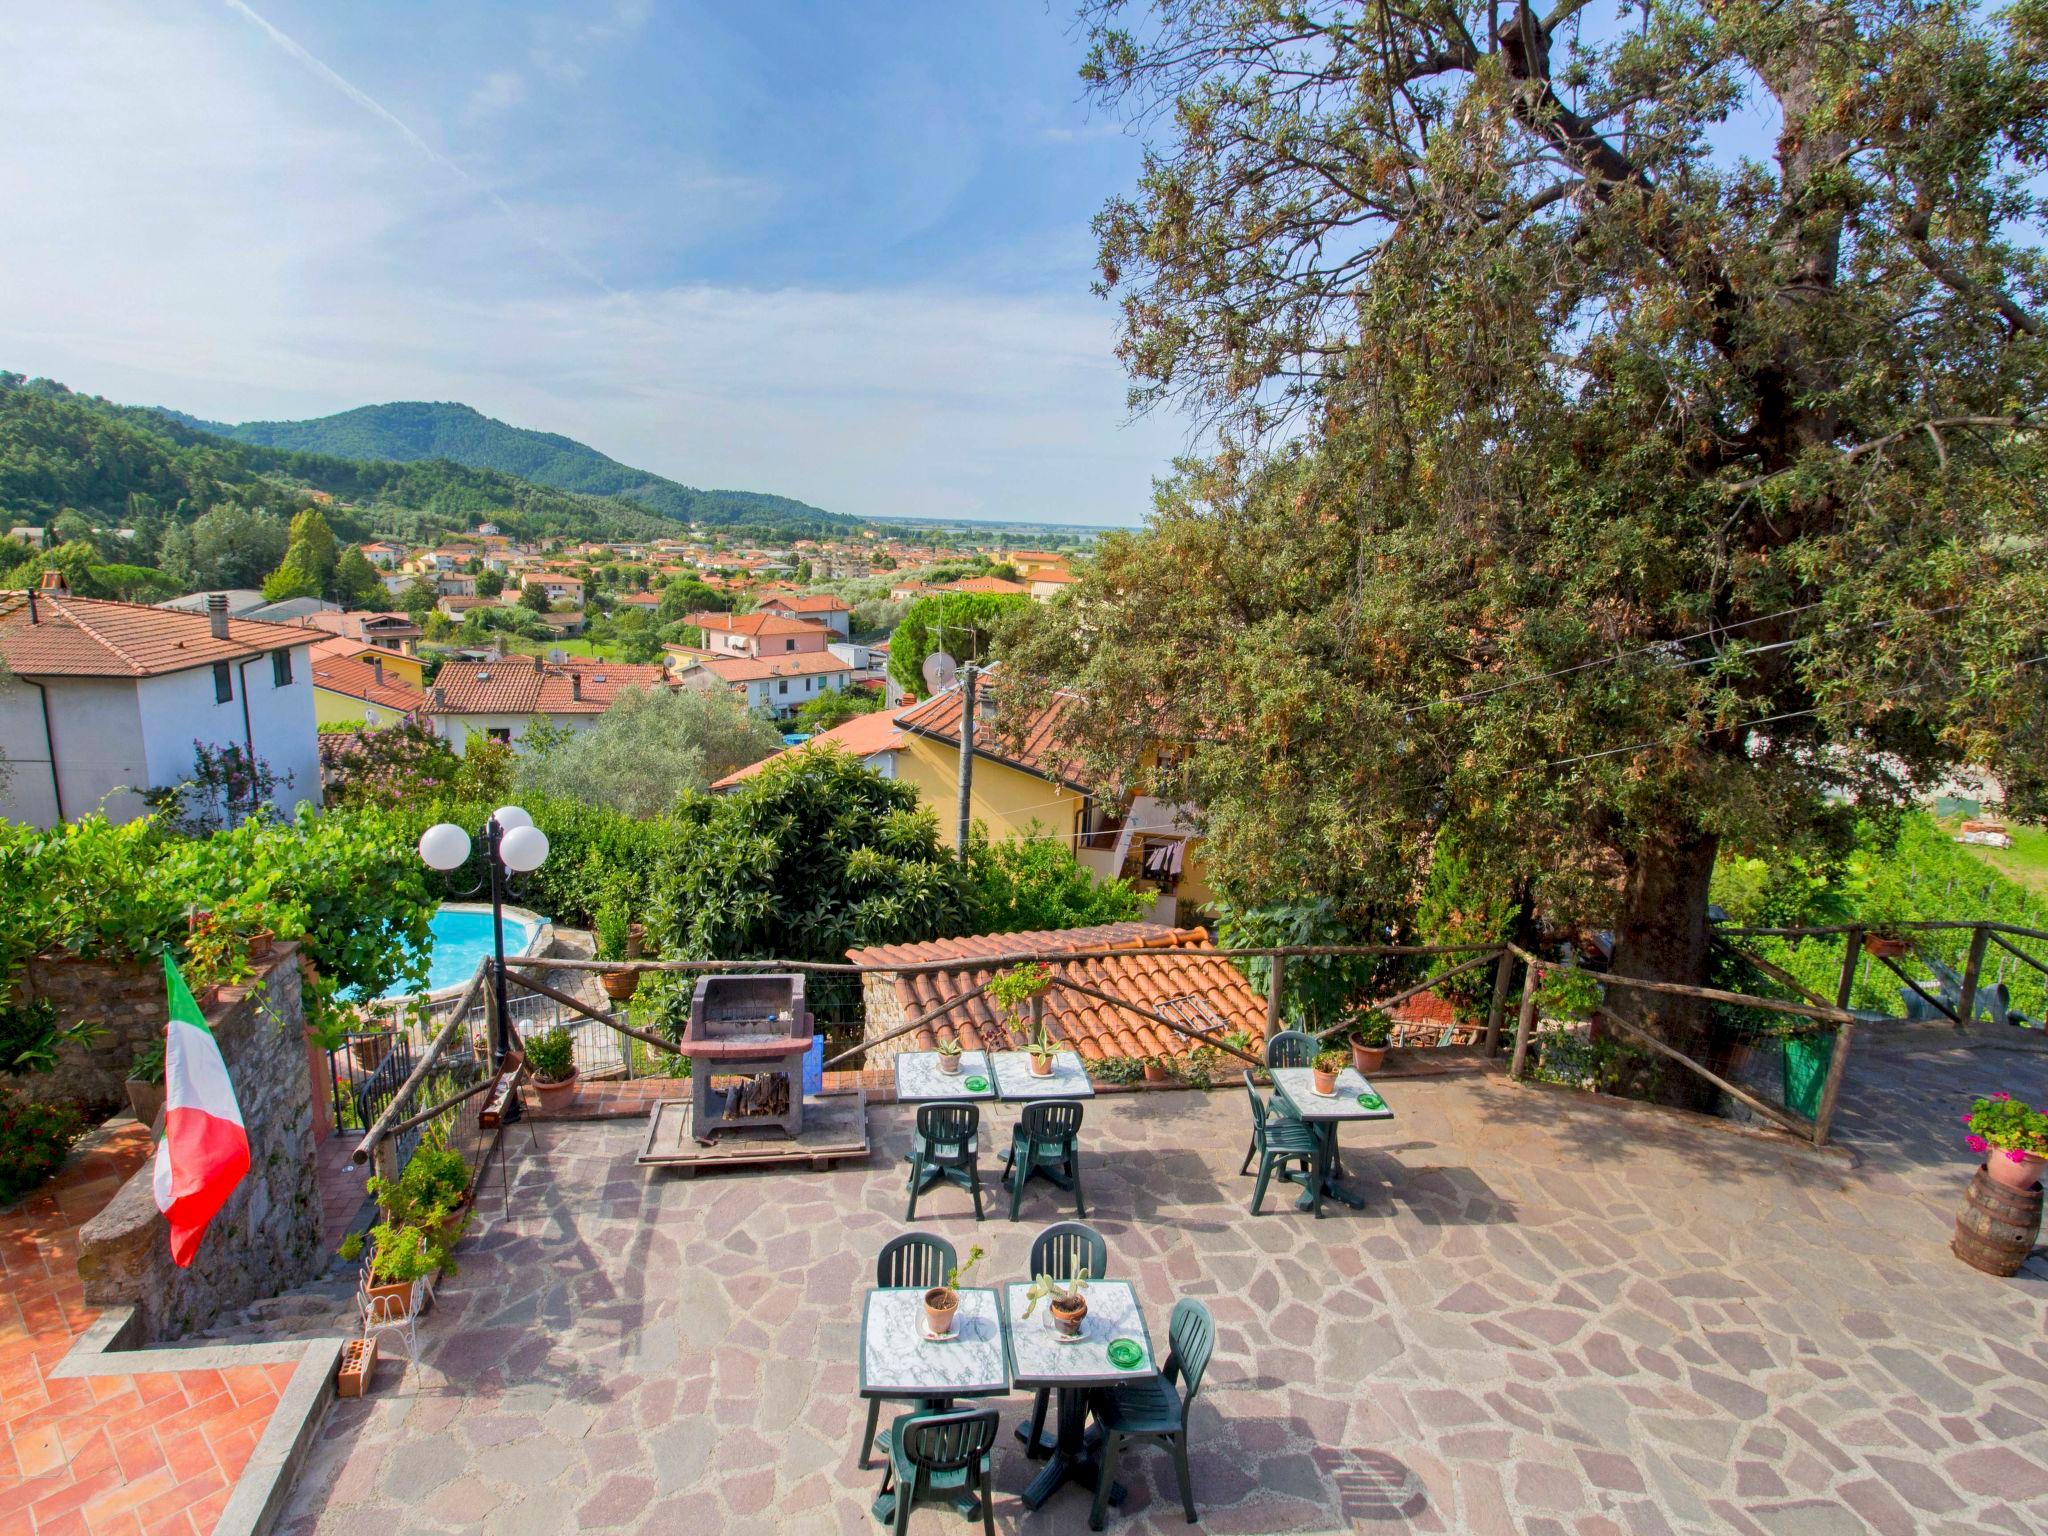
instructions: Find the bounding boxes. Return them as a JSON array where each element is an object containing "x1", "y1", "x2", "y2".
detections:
[{"x1": 955, "y1": 662, "x2": 978, "y2": 863}]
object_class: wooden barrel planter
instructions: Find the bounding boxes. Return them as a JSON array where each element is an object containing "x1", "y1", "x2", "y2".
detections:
[{"x1": 1953, "y1": 1165, "x2": 2044, "y2": 1277}]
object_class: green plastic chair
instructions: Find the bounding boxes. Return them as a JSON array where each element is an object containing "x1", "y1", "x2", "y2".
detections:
[
  {"x1": 1086, "y1": 1297, "x2": 1215, "y2": 1530},
  {"x1": 859, "y1": 1232, "x2": 959, "y2": 1470},
  {"x1": 906, "y1": 1103, "x2": 984, "y2": 1221},
  {"x1": 1019, "y1": 1222, "x2": 1110, "y2": 1459},
  {"x1": 1001, "y1": 1100, "x2": 1085, "y2": 1221},
  {"x1": 1264, "y1": 1029, "x2": 1317, "y2": 1068},
  {"x1": 1241, "y1": 1072, "x2": 1319, "y2": 1216},
  {"x1": 875, "y1": 1407, "x2": 1000, "y2": 1536}
]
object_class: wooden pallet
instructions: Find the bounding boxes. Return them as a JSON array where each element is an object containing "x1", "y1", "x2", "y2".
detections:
[{"x1": 637, "y1": 1089, "x2": 868, "y2": 1175}]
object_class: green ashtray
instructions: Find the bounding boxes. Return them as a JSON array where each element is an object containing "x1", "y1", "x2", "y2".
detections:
[
  {"x1": 1357, "y1": 1093, "x2": 1386, "y2": 1112},
  {"x1": 963, "y1": 1076, "x2": 990, "y2": 1093},
  {"x1": 1106, "y1": 1339, "x2": 1144, "y2": 1370}
]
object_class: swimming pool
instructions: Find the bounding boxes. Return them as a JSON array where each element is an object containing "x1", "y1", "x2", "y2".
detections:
[{"x1": 390, "y1": 903, "x2": 546, "y2": 997}]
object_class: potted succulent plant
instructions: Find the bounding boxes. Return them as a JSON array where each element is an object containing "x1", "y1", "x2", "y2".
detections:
[
  {"x1": 923, "y1": 1244, "x2": 983, "y2": 1337},
  {"x1": 935, "y1": 1037, "x2": 965, "y2": 1075},
  {"x1": 1022, "y1": 1259, "x2": 1091, "y2": 1338},
  {"x1": 1311, "y1": 1048, "x2": 1346, "y2": 1097},
  {"x1": 595, "y1": 899, "x2": 639, "y2": 1003},
  {"x1": 524, "y1": 1024, "x2": 579, "y2": 1104},
  {"x1": 125, "y1": 1039, "x2": 166, "y2": 1128},
  {"x1": 987, "y1": 963, "x2": 1057, "y2": 1072},
  {"x1": 1349, "y1": 1013, "x2": 1392, "y2": 1075},
  {"x1": 1965, "y1": 1091, "x2": 2048, "y2": 1192}
]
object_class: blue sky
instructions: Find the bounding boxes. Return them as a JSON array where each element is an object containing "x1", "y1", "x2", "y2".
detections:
[{"x1": 0, "y1": 2, "x2": 1188, "y2": 525}]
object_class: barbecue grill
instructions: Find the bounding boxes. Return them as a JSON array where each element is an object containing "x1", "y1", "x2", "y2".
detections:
[{"x1": 675, "y1": 974, "x2": 812, "y2": 1139}]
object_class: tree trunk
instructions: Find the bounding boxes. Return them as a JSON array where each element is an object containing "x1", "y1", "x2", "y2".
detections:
[{"x1": 1604, "y1": 827, "x2": 1721, "y2": 1110}]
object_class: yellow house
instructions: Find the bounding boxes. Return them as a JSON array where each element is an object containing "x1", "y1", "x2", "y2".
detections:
[
  {"x1": 892, "y1": 687, "x2": 1217, "y2": 927},
  {"x1": 309, "y1": 643, "x2": 428, "y2": 731}
]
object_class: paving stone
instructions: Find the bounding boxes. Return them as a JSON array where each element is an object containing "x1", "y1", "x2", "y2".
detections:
[{"x1": 266, "y1": 1047, "x2": 2048, "y2": 1536}]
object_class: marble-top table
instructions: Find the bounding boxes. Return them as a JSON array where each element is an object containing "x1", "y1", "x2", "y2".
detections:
[
  {"x1": 859, "y1": 1286, "x2": 1009, "y2": 1401},
  {"x1": 1271, "y1": 1065, "x2": 1393, "y2": 1215},
  {"x1": 1000, "y1": 1279, "x2": 1155, "y2": 1511},
  {"x1": 988, "y1": 1049, "x2": 1096, "y2": 1101},
  {"x1": 894, "y1": 1050, "x2": 997, "y2": 1103}
]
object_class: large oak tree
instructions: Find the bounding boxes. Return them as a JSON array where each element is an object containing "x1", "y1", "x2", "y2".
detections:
[{"x1": 1008, "y1": 0, "x2": 2048, "y2": 1074}]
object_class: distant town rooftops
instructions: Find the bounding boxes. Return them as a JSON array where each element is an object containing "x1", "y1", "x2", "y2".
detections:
[
  {"x1": 710, "y1": 708, "x2": 908, "y2": 790},
  {"x1": 429, "y1": 655, "x2": 667, "y2": 715},
  {"x1": 687, "y1": 611, "x2": 835, "y2": 638},
  {"x1": 940, "y1": 576, "x2": 1030, "y2": 595},
  {"x1": 309, "y1": 648, "x2": 427, "y2": 712},
  {"x1": 683, "y1": 651, "x2": 855, "y2": 683}
]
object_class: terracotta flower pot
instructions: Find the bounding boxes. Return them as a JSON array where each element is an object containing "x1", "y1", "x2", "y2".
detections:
[
  {"x1": 1142, "y1": 1061, "x2": 1172, "y2": 1085},
  {"x1": 600, "y1": 968, "x2": 639, "y2": 1003},
  {"x1": 924, "y1": 1286, "x2": 959, "y2": 1338},
  {"x1": 1864, "y1": 934, "x2": 1912, "y2": 958},
  {"x1": 531, "y1": 1067, "x2": 581, "y2": 1106},
  {"x1": 1986, "y1": 1150, "x2": 2047, "y2": 1193},
  {"x1": 125, "y1": 1080, "x2": 165, "y2": 1129},
  {"x1": 1029, "y1": 1052, "x2": 1055, "y2": 1077},
  {"x1": 1049, "y1": 1295, "x2": 1087, "y2": 1338},
  {"x1": 936, "y1": 1051, "x2": 963, "y2": 1075},
  {"x1": 1351, "y1": 1043, "x2": 1386, "y2": 1075},
  {"x1": 1311, "y1": 1067, "x2": 1338, "y2": 1096}
]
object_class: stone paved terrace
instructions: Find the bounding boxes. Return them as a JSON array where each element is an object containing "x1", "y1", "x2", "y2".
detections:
[{"x1": 278, "y1": 1023, "x2": 2048, "y2": 1536}]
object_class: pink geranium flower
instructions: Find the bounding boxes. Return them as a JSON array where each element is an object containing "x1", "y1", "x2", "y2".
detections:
[
  {"x1": 1992, "y1": 1091, "x2": 2012, "y2": 1101},
  {"x1": 2008, "y1": 1149, "x2": 2031, "y2": 1163},
  {"x1": 1965, "y1": 1134, "x2": 1989, "y2": 1154}
]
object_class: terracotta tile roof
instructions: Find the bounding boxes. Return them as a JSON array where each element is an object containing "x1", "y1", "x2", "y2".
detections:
[
  {"x1": 759, "y1": 593, "x2": 851, "y2": 614},
  {"x1": 940, "y1": 576, "x2": 1030, "y2": 594},
  {"x1": 688, "y1": 651, "x2": 854, "y2": 683},
  {"x1": 0, "y1": 589, "x2": 308, "y2": 679},
  {"x1": 711, "y1": 709, "x2": 907, "y2": 789},
  {"x1": 893, "y1": 685, "x2": 1085, "y2": 789},
  {"x1": 688, "y1": 611, "x2": 834, "y2": 638},
  {"x1": 429, "y1": 657, "x2": 669, "y2": 715},
  {"x1": 309, "y1": 649, "x2": 428, "y2": 712},
  {"x1": 847, "y1": 923, "x2": 1263, "y2": 1062}
]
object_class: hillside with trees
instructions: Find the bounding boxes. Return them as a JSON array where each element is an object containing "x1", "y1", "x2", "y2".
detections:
[{"x1": 170, "y1": 399, "x2": 860, "y2": 536}]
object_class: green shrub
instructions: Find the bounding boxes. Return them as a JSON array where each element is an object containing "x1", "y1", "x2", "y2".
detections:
[
  {"x1": 965, "y1": 827, "x2": 1147, "y2": 933},
  {"x1": 524, "y1": 1025, "x2": 576, "y2": 1083},
  {"x1": 0, "y1": 1089, "x2": 85, "y2": 1204}
]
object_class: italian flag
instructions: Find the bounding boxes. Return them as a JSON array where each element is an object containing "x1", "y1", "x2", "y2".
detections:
[{"x1": 152, "y1": 953, "x2": 250, "y2": 1268}]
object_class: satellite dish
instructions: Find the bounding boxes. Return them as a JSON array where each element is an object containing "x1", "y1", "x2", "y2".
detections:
[{"x1": 922, "y1": 650, "x2": 959, "y2": 695}]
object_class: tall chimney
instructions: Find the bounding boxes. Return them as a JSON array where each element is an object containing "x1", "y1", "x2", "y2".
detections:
[
  {"x1": 206, "y1": 593, "x2": 229, "y2": 640},
  {"x1": 369, "y1": 656, "x2": 384, "y2": 685},
  {"x1": 571, "y1": 673, "x2": 583, "y2": 702}
]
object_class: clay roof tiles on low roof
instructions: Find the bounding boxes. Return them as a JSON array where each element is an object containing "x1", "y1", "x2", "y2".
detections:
[
  {"x1": 687, "y1": 651, "x2": 854, "y2": 683},
  {"x1": 940, "y1": 576, "x2": 1030, "y2": 594},
  {"x1": 710, "y1": 708, "x2": 909, "y2": 789},
  {"x1": 759, "y1": 592, "x2": 851, "y2": 613},
  {"x1": 429, "y1": 656, "x2": 668, "y2": 715},
  {"x1": 309, "y1": 649, "x2": 429, "y2": 712},
  {"x1": 687, "y1": 610, "x2": 835, "y2": 638},
  {"x1": 892, "y1": 685, "x2": 1084, "y2": 789},
  {"x1": 846, "y1": 922, "x2": 1263, "y2": 1062},
  {"x1": 0, "y1": 589, "x2": 309, "y2": 678}
]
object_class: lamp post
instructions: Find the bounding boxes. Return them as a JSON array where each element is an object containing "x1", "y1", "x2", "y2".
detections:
[{"x1": 418, "y1": 806, "x2": 549, "y2": 1078}]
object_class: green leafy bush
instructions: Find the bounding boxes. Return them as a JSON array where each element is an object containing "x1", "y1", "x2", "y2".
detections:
[
  {"x1": 965, "y1": 827, "x2": 1147, "y2": 933},
  {"x1": 524, "y1": 1025, "x2": 576, "y2": 1083},
  {"x1": 0, "y1": 1089, "x2": 85, "y2": 1204}
]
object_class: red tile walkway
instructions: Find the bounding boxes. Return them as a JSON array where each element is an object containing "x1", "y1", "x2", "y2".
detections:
[{"x1": 1, "y1": 1122, "x2": 295, "y2": 1536}]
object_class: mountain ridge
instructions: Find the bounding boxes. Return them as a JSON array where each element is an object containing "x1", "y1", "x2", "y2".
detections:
[{"x1": 161, "y1": 399, "x2": 859, "y2": 534}]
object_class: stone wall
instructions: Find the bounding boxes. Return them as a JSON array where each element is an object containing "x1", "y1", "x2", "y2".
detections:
[
  {"x1": 15, "y1": 954, "x2": 167, "y2": 1112},
  {"x1": 76, "y1": 945, "x2": 326, "y2": 1342},
  {"x1": 859, "y1": 972, "x2": 911, "y2": 1068}
]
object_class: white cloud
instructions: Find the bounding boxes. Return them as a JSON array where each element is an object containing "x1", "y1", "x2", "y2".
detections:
[
  {"x1": 464, "y1": 69, "x2": 529, "y2": 125},
  {"x1": 0, "y1": 1, "x2": 1180, "y2": 527}
]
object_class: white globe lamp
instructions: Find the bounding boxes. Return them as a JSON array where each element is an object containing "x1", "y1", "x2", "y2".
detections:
[
  {"x1": 492, "y1": 805, "x2": 534, "y2": 832},
  {"x1": 418, "y1": 822, "x2": 471, "y2": 871},
  {"x1": 500, "y1": 825, "x2": 550, "y2": 874}
]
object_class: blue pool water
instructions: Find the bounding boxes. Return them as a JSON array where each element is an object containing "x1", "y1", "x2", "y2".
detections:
[{"x1": 399, "y1": 906, "x2": 543, "y2": 996}]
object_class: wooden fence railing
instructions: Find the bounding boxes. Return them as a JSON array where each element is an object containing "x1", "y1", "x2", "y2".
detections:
[{"x1": 351, "y1": 919, "x2": 2042, "y2": 1162}]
